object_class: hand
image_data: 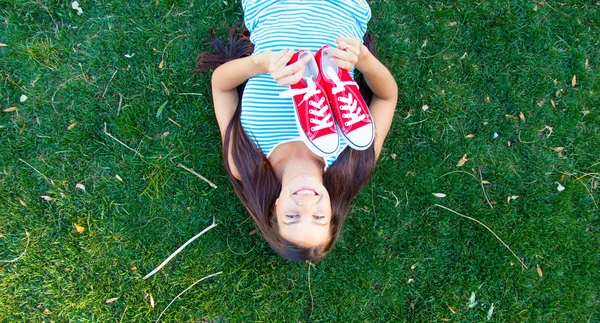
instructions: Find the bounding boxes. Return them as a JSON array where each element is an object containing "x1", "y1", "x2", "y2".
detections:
[
  {"x1": 327, "y1": 37, "x2": 371, "y2": 71},
  {"x1": 257, "y1": 49, "x2": 309, "y2": 86}
]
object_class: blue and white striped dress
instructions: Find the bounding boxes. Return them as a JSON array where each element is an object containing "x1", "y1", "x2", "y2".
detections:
[{"x1": 241, "y1": 0, "x2": 371, "y2": 168}]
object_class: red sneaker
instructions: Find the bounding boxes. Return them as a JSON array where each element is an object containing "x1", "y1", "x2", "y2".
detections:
[
  {"x1": 279, "y1": 50, "x2": 339, "y2": 157},
  {"x1": 315, "y1": 45, "x2": 374, "y2": 150}
]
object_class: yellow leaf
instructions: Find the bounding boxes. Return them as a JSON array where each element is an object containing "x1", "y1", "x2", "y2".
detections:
[
  {"x1": 18, "y1": 198, "x2": 27, "y2": 207},
  {"x1": 481, "y1": 180, "x2": 491, "y2": 185},
  {"x1": 585, "y1": 58, "x2": 589, "y2": 69},
  {"x1": 159, "y1": 59, "x2": 164, "y2": 69},
  {"x1": 447, "y1": 21, "x2": 457, "y2": 26},
  {"x1": 41, "y1": 195, "x2": 55, "y2": 201},
  {"x1": 484, "y1": 96, "x2": 490, "y2": 103},
  {"x1": 249, "y1": 229, "x2": 257, "y2": 235},
  {"x1": 465, "y1": 134, "x2": 476, "y2": 138},
  {"x1": 519, "y1": 112, "x2": 526, "y2": 122},
  {"x1": 537, "y1": 99, "x2": 546, "y2": 107},
  {"x1": 67, "y1": 122, "x2": 78, "y2": 130},
  {"x1": 533, "y1": 5, "x2": 538, "y2": 10},
  {"x1": 149, "y1": 293, "x2": 155, "y2": 308},
  {"x1": 3, "y1": 107, "x2": 17, "y2": 112},
  {"x1": 537, "y1": 264, "x2": 543, "y2": 277},
  {"x1": 115, "y1": 174, "x2": 123, "y2": 182},
  {"x1": 456, "y1": 154, "x2": 468, "y2": 167},
  {"x1": 440, "y1": 319, "x2": 451, "y2": 322},
  {"x1": 592, "y1": 181, "x2": 598, "y2": 190},
  {"x1": 507, "y1": 141, "x2": 512, "y2": 147},
  {"x1": 447, "y1": 304, "x2": 456, "y2": 314},
  {"x1": 571, "y1": 75, "x2": 577, "y2": 87},
  {"x1": 105, "y1": 297, "x2": 119, "y2": 304},
  {"x1": 43, "y1": 308, "x2": 51, "y2": 314},
  {"x1": 551, "y1": 147, "x2": 564, "y2": 152},
  {"x1": 407, "y1": 278, "x2": 414, "y2": 284},
  {"x1": 161, "y1": 131, "x2": 169, "y2": 138},
  {"x1": 410, "y1": 263, "x2": 417, "y2": 270},
  {"x1": 74, "y1": 223, "x2": 85, "y2": 233},
  {"x1": 505, "y1": 114, "x2": 518, "y2": 120},
  {"x1": 551, "y1": 100, "x2": 556, "y2": 109}
]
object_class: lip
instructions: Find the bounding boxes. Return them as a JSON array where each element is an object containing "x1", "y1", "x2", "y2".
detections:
[{"x1": 293, "y1": 186, "x2": 319, "y2": 196}]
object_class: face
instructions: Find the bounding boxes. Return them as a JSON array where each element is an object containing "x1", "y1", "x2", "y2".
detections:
[{"x1": 275, "y1": 174, "x2": 332, "y2": 248}]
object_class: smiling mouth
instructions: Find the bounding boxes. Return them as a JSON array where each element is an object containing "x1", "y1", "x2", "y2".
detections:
[{"x1": 293, "y1": 187, "x2": 319, "y2": 196}]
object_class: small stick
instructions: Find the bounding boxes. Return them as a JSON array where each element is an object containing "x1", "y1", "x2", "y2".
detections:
[
  {"x1": 479, "y1": 170, "x2": 494, "y2": 208},
  {"x1": 51, "y1": 76, "x2": 82, "y2": 115},
  {"x1": 143, "y1": 217, "x2": 217, "y2": 280},
  {"x1": 118, "y1": 306, "x2": 128, "y2": 323},
  {"x1": 439, "y1": 170, "x2": 479, "y2": 181},
  {"x1": 116, "y1": 93, "x2": 124, "y2": 115},
  {"x1": 434, "y1": 204, "x2": 527, "y2": 269},
  {"x1": 102, "y1": 123, "x2": 143, "y2": 158},
  {"x1": 159, "y1": 34, "x2": 186, "y2": 69},
  {"x1": 18, "y1": 159, "x2": 49, "y2": 181},
  {"x1": 574, "y1": 177, "x2": 598, "y2": 209},
  {"x1": 177, "y1": 164, "x2": 217, "y2": 189},
  {"x1": 155, "y1": 271, "x2": 222, "y2": 323},
  {"x1": 167, "y1": 118, "x2": 181, "y2": 127},
  {"x1": 0, "y1": 231, "x2": 30, "y2": 263},
  {"x1": 102, "y1": 69, "x2": 118, "y2": 97},
  {"x1": 177, "y1": 93, "x2": 203, "y2": 96},
  {"x1": 418, "y1": 26, "x2": 460, "y2": 59},
  {"x1": 307, "y1": 261, "x2": 314, "y2": 318}
]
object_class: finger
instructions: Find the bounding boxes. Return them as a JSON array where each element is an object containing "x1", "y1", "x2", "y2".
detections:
[
  {"x1": 270, "y1": 49, "x2": 295, "y2": 71},
  {"x1": 335, "y1": 41, "x2": 360, "y2": 57},
  {"x1": 329, "y1": 57, "x2": 354, "y2": 71},
  {"x1": 277, "y1": 66, "x2": 306, "y2": 86},
  {"x1": 271, "y1": 55, "x2": 309, "y2": 80},
  {"x1": 327, "y1": 48, "x2": 358, "y2": 65},
  {"x1": 336, "y1": 37, "x2": 361, "y2": 49}
]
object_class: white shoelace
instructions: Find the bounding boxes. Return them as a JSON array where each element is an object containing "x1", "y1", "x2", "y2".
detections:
[
  {"x1": 280, "y1": 77, "x2": 334, "y2": 132},
  {"x1": 325, "y1": 66, "x2": 365, "y2": 127}
]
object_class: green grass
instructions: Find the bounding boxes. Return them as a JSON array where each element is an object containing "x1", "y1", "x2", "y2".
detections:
[{"x1": 1, "y1": 0, "x2": 599, "y2": 321}]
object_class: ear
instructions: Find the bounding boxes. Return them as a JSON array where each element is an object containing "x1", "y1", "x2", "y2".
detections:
[{"x1": 275, "y1": 198, "x2": 279, "y2": 206}]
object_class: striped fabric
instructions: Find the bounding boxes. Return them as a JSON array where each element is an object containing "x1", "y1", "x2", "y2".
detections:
[{"x1": 240, "y1": 0, "x2": 371, "y2": 168}]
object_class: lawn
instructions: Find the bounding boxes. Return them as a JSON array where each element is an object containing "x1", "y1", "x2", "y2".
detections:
[{"x1": 1, "y1": 0, "x2": 599, "y2": 322}]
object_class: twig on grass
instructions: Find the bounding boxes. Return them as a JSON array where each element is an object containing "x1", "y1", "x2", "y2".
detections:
[
  {"x1": 434, "y1": 204, "x2": 527, "y2": 269},
  {"x1": 159, "y1": 34, "x2": 186, "y2": 69},
  {"x1": 143, "y1": 217, "x2": 217, "y2": 280},
  {"x1": 226, "y1": 236, "x2": 255, "y2": 256},
  {"x1": 118, "y1": 306, "x2": 128, "y2": 323},
  {"x1": 102, "y1": 69, "x2": 118, "y2": 97},
  {"x1": 574, "y1": 177, "x2": 598, "y2": 209},
  {"x1": 307, "y1": 261, "x2": 314, "y2": 318},
  {"x1": 418, "y1": 26, "x2": 460, "y2": 59},
  {"x1": 0, "y1": 231, "x2": 30, "y2": 263},
  {"x1": 479, "y1": 170, "x2": 494, "y2": 209},
  {"x1": 18, "y1": 159, "x2": 50, "y2": 182},
  {"x1": 51, "y1": 76, "x2": 82, "y2": 115},
  {"x1": 102, "y1": 123, "x2": 143, "y2": 158},
  {"x1": 439, "y1": 170, "x2": 479, "y2": 181},
  {"x1": 116, "y1": 93, "x2": 125, "y2": 115},
  {"x1": 177, "y1": 164, "x2": 217, "y2": 189},
  {"x1": 155, "y1": 271, "x2": 222, "y2": 323}
]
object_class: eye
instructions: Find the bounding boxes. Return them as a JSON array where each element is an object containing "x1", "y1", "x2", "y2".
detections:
[
  {"x1": 313, "y1": 215, "x2": 325, "y2": 220},
  {"x1": 286, "y1": 214, "x2": 299, "y2": 219}
]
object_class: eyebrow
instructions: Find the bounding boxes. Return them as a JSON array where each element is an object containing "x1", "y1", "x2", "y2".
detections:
[{"x1": 282, "y1": 220, "x2": 327, "y2": 226}]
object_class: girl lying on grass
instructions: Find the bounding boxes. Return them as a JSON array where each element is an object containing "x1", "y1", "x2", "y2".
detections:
[{"x1": 195, "y1": 0, "x2": 397, "y2": 261}]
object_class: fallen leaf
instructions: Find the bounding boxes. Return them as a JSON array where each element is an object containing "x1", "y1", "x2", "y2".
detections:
[
  {"x1": 440, "y1": 319, "x2": 451, "y2": 322},
  {"x1": 551, "y1": 100, "x2": 556, "y2": 109},
  {"x1": 447, "y1": 21, "x2": 457, "y2": 26},
  {"x1": 3, "y1": 107, "x2": 17, "y2": 112},
  {"x1": 74, "y1": 223, "x2": 85, "y2": 233},
  {"x1": 482, "y1": 180, "x2": 491, "y2": 185},
  {"x1": 483, "y1": 121, "x2": 489, "y2": 125},
  {"x1": 537, "y1": 264, "x2": 543, "y2": 277},
  {"x1": 537, "y1": 99, "x2": 546, "y2": 107},
  {"x1": 407, "y1": 278, "x2": 414, "y2": 284},
  {"x1": 115, "y1": 174, "x2": 123, "y2": 182},
  {"x1": 557, "y1": 183, "x2": 565, "y2": 191},
  {"x1": 507, "y1": 195, "x2": 519, "y2": 203},
  {"x1": 468, "y1": 292, "x2": 478, "y2": 308},
  {"x1": 490, "y1": 201, "x2": 498, "y2": 205},
  {"x1": 124, "y1": 53, "x2": 135, "y2": 58},
  {"x1": 67, "y1": 122, "x2": 78, "y2": 130},
  {"x1": 493, "y1": 132, "x2": 499, "y2": 138},
  {"x1": 105, "y1": 297, "x2": 119, "y2": 304},
  {"x1": 18, "y1": 198, "x2": 27, "y2": 207},
  {"x1": 0, "y1": 42, "x2": 6, "y2": 47},
  {"x1": 456, "y1": 154, "x2": 468, "y2": 167},
  {"x1": 507, "y1": 141, "x2": 512, "y2": 147},
  {"x1": 148, "y1": 293, "x2": 155, "y2": 308},
  {"x1": 391, "y1": 153, "x2": 397, "y2": 159},
  {"x1": 41, "y1": 195, "x2": 55, "y2": 201},
  {"x1": 19, "y1": 95, "x2": 28, "y2": 102},
  {"x1": 433, "y1": 193, "x2": 447, "y2": 198},
  {"x1": 43, "y1": 308, "x2": 51, "y2": 314},
  {"x1": 76, "y1": 183, "x2": 85, "y2": 191},
  {"x1": 465, "y1": 134, "x2": 476, "y2": 138},
  {"x1": 447, "y1": 304, "x2": 456, "y2": 314},
  {"x1": 593, "y1": 181, "x2": 598, "y2": 190},
  {"x1": 410, "y1": 263, "x2": 417, "y2": 270},
  {"x1": 533, "y1": 4, "x2": 538, "y2": 10},
  {"x1": 131, "y1": 267, "x2": 137, "y2": 271},
  {"x1": 248, "y1": 229, "x2": 257, "y2": 235},
  {"x1": 158, "y1": 59, "x2": 164, "y2": 69},
  {"x1": 71, "y1": 1, "x2": 83, "y2": 15},
  {"x1": 422, "y1": 104, "x2": 429, "y2": 111},
  {"x1": 585, "y1": 58, "x2": 589, "y2": 69},
  {"x1": 161, "y1": 131, "x2": 169, "y2": 138},
  {"x1": 485, "y1": 97, "x2": 490, "y2": 103},
  {"x1": 551, "y1": 147, "x2": 564, "y2": 152},
  {"x1": 505, "y1": 114, "x2": 518, "y2": 120},
  {"x1": 487, "y1": 303, "x2": 495, "y2": 320},
  {"x1": 571, "y1": 75, "x2": 577, "y2": 87},
  {"x1": 519, "y1": 112, "x2": 526, "y2": 122}
]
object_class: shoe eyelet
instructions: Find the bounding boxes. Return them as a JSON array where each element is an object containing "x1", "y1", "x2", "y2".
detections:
[{"x1": 311, "y1": 127, "x2": 315, "y2": 131}]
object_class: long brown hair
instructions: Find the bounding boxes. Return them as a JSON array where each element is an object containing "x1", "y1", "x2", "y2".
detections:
[{"x1": 195, "y1": 26, "x2": 376, "y2": 261}]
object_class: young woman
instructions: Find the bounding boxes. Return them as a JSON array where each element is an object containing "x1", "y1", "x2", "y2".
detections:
[{"x1": 195, "y1": 0, "x2": 397, "y2": 261}]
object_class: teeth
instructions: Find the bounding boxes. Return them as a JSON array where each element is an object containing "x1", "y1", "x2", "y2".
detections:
[{"x1": 295, "y1": 190, "x2": 317, "y2": 196}]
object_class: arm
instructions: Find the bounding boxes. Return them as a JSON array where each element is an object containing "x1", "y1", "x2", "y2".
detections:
[
  {"x1": 211, "y1": 50, "x2": 309, "y2": 178},
  {"x1": 355, "y1": 47, "x2": 398, "y2": 160}
]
